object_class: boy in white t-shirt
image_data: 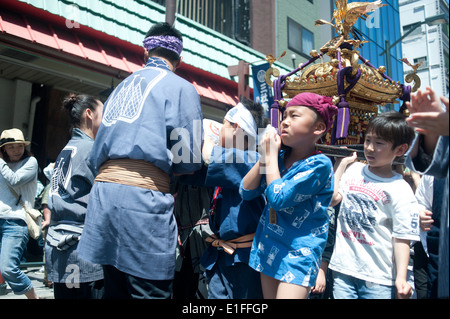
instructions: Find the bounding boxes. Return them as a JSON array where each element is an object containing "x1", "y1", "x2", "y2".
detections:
[{"x1": 329, "y1": 111, "x2": 420, "y2": 299}]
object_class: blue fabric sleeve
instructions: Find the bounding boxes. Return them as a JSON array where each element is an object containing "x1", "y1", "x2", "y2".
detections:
[
  {"x1": 0, "y1": 157, "x2": 38, "y2": 187},
  {"x1": 405, "y1": 135, "x2": 449, "y2": 179},
  {"x1": 265, "y1": 157, "x2": 332, "y2": 211},
  {"x1": 205, "y1": 146, "x2": 259, "y2": 189},
  {"x1": 239, "y1": 174, "x2": 267, "y2": 200},
  {"x1": 168, "y1": 84, "x2": 203, "y2": 175}
]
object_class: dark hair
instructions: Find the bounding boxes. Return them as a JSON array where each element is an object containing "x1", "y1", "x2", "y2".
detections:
[
  {"x1": 232, "y1": 96, "x2": 269, "y2": 149},
  {"x1": 239, "y1": 96, "x2": 270, "y2": 129},
  {"x1": 145, "y1": 22, "x2": 183, "y2": 64},
  {"x1": 366, "y1": 111, "x2": 415, "y2": 149},
  {"x1": 1, "y1": 145, "x2": 32, "y2": 163},
  {"x1": 62, "y1": 94, "x2": 100, "y2": 129}
]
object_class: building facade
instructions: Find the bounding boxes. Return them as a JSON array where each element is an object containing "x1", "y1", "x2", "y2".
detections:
[
  {"x1": 1, "y1": 0, "x2": 412, "y2": 173},
  {"x1": 357, "y1": 0, "x2": 405, "y2": 82},
  {"x1": 274, "y1": 0, "x2": 334, "y2": 67},
  {"x1": 0, "y1": 0, "x2": 331, "y2": 171},
  {"x1": 342, "y1": 0, "x2": 405, "y2": 111},
  {"x1": 399, "y1": 0, "x2": 449, "y2": 98},
  {"x1": 149, "y1": 0, "x2": 334, "y2": 67}
]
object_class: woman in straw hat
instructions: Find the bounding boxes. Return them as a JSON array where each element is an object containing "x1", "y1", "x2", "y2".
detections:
[{"x1": 0, "y1": 128, "x2": 39, "y2": 299}]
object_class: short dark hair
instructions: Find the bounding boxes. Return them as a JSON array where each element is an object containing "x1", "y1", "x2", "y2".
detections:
[
  {"x1": 145, "y1": 22, "x2": 183, "y2": 64},
  {"x1": 366, "y1": 111, "x2": 415, "y2": 149},
  {"x1": 239, "y1": 96, "x2": 269, "y2": 129}
]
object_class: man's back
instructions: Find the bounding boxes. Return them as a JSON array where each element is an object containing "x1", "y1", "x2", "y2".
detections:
[
  {"x1": 90, "y1": 58, "x2": 202, "y2": 175},
  {"x1": 77, "y1": 57, "x2": 203, "y2": 282}
]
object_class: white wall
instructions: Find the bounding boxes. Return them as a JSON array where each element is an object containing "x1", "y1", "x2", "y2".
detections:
[{"x1": 400, "y1": 0, "x2": 447, "y2": 98}]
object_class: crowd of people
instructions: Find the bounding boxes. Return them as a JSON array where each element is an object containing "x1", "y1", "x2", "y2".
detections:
[{"x1": 0, "y1": 22, "x2": 448, "y2": 300}]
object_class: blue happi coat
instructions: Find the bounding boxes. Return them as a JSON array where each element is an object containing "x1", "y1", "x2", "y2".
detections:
[
  {"x1": 46, "y1": 128, "x2": 103, "y2": 283},
  {"x1": 77, "y1": 57, "x2": 203, "y2": 281},
  {"x1": 200, "y1": 146, "x2": 265, "y2": 270},
  {"x1": 240, "y1": 150, "x2": 334, "y2": 287}
]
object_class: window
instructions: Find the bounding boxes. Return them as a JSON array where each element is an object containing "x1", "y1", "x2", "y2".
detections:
[
  {"x1": 413, "y1": 56, "x2": 428, "y2": 69},
  {"x1": 288, "y1": 17, "x2": 314, "y2": 57},
  {"x1": 402, "y1": 23, "x2": 422, "y2": 37},
  {"x1": 302, "y1": 28, "x2": 314, "y2": 54},
  {"x1": 149, "y1": 0, "x2": 250, "y2": 45}
]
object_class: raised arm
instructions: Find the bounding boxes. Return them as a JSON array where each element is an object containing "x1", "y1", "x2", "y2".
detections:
[
  {"x1": 330, "y1": 152, "x2": 357, "y2": 207},
  {"x1": 242, "y1": 131, "x2": 281, "y2": 191},
  {"x1": 0, "y1": 156, "x2": 38, "y2": 187},
  {"x1": 406, "y1": 87, "x2": 448, "y2": 158}
]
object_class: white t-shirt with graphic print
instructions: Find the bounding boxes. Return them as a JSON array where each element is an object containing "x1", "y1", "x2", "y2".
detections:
[{"x1": 329, "y1": 162, "x2": 420, "y2": 286}]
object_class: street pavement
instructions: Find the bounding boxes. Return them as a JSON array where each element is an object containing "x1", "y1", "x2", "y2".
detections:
[{"x1": 0, "y1": 265, "x2": 54, "y2": 299}]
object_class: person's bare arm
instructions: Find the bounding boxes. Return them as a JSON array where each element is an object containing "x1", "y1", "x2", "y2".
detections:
[
  {"x1": 406, "y1": 88, "x2": 448, "y2": 157},
  {"x1": 393, "y1": 238, "x2": 413, "y2": 299},
  {"x1": 330, "y1": 152, "x2": 357, "y2": 207}
]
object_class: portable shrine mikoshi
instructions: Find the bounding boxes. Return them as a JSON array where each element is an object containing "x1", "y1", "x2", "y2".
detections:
[{"x1": 264, "y1": 0, "x2": 422, "y2": 159}]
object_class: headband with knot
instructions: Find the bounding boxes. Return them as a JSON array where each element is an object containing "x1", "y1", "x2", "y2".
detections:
[
  {"x1": 286, "y1": 92, "x2": 338, "y2": 132},
  {"x1": 225, "y1": 103, "x2": 258, "y2": 142},
  {"x1": 143, "y1": 35, "x2": 183, "y2": 57}
]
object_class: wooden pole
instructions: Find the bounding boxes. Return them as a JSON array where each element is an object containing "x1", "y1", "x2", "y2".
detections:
[
  {"x1": 166, "y1": 0, "x2": 177, "y2": 26},
  {"x1": 228, "y1": 60, "x2": 250, "y2": 99}
]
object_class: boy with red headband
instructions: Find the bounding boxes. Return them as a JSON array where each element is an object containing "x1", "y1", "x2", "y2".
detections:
[{"x1": 241, "y1": 92, "x2": 337, "y2": 299}]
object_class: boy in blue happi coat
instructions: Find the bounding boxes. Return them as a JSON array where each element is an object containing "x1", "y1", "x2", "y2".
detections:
[
  {"x1": 241, "y1": 93, "x2": 337, "y2": 299},
  {"x1": 199, "y1": 97, "x2": 269, "y2": 299}
]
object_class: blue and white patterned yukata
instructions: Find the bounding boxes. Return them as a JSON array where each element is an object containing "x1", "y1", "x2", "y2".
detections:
[
  {"x1": 201, "y1": 146, "x2": 265, "y2": 299},
  {"x1": 77, "y1": 57, "x2": 203, "y2": 281},
  {"x1": 46, "y1": 128, "x2": 103, "y2": 283},
  {"x1": 240, "y1": 150, "x2": 334, "y2": 287}
]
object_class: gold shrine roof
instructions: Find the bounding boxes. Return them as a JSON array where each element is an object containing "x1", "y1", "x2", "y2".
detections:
[{"x1": 265, "y1": 0, "x2": 421, "y2": 112}]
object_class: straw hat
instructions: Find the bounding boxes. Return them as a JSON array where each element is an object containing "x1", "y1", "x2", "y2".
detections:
[{"x1": 0, "y1": 128, "x2": 30, "y2": 147}]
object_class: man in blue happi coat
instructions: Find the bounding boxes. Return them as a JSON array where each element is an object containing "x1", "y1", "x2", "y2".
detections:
[{"x1": 77, "y1": 22, "x2": 203, "y2": 299}]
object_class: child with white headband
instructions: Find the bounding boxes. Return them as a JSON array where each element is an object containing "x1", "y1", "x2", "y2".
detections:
[{"x1": 198, "y1": 96, "x2": 268, "y2": 299}]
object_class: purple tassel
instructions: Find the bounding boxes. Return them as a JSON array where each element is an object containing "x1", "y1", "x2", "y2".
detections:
[
  {"x1": 334, "y1": 66, "x2": 361, "y2": 140},
  {"x1": 399, "y1": 85, "x2": 411, "y2": 114},
  {"x1": 270, "y1": 104, "x2": 281, "y2": 130},
  {"x1": 270, "y1": 78, "x2": 282, "y2": 130},
  {"x1": 335, "y1": 99, "x2": 350, "y2": 139}
]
